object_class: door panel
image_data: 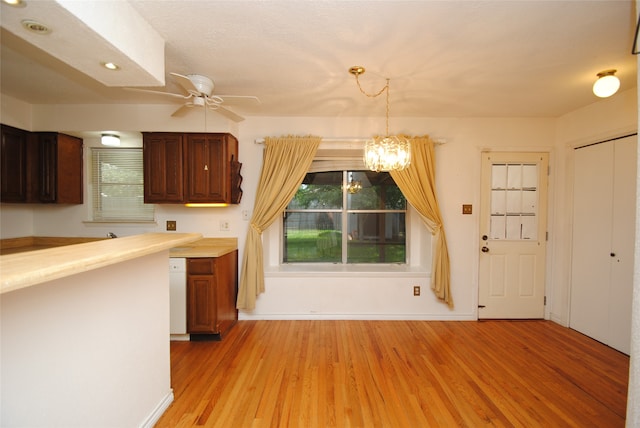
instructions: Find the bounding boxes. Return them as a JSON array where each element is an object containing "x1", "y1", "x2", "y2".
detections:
[
  {"x1": 608, "y1": 137, "x2": 636, "y2": 353},
  {"x1": 479, "y1": 152, "x2": 548, "y2": 319},
  {"x1": 570, "y1": 143, "x2": 611, "y2": 343}
]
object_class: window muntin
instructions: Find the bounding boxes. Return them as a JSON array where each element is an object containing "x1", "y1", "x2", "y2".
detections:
[
  {"x1": 284, "y1": 170, "x2": 406, "y2": 264},
  {"x1": 91, "y1": 148, "x2": 154, "y2": 222},
  {"x1": 489, "y1": 163, "x2": 539, "y2": 240}
]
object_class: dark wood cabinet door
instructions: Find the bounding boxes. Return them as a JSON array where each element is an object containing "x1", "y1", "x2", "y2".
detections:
[
  {"x1": 187, "y1": 258, "x2": 218, "y2": 334},
  {"x1": 186, "y1": 134, "x2": 227, "y2": 203},
  {"x1": 143, "y1": 133, "x2": 184, "y2": 203},
  {"x1": 187, "y1": 274, "x2": 218, "y2": 333},
  {"x1": 0, "y1": 125, "x2": 28, "y2": 202},
  {"x1": 37, "y1": 132, "x2": 57, "y2": 202}
]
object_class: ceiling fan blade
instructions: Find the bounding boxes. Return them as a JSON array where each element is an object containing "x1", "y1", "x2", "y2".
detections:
[
  {"x1": 171, "y1": 104, "x2": 194, "y2": 117},
  {"x1": 170, "y1": 72, "x2": 200, "y2": 95},
  {"x1": 217, "y1": 95, "x2": 261, "y2": 104},
  {"x1": 123, "y1": 87, "x2": 190, "y2": 100},
  {"x1": 211, "y1": 105, "x2": 245, "y2": 122}
]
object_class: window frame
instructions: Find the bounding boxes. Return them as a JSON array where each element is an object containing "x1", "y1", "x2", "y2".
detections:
[
  {"x1": 283, "y1": 170, "x2": 408, "y2": 265},
  {"x1": 89, "y1": 147, "x2": 155, "y2": 223}
]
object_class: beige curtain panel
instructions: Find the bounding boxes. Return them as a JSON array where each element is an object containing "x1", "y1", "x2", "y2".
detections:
[
  {"x1": 391, "y1": 136, "x2": 453, "y2": 307},
  {"x1": 236, "y1": 135, "x2": 321, "y2": 310}
]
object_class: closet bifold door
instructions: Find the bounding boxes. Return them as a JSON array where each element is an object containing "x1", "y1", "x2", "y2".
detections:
[{"x1": 569, "y1": 134, "x2": 636, "y2": 354}]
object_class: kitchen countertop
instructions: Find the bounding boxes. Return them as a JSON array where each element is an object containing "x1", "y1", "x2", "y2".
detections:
[
  {"x1": 0, "y1": 236, "x2": 108, "y2": 255},
  {"x1": 0, "y1": 232, "x2": 202, "y2": 295},
  {"x1": 169, "y1": 237, "x2": 238, "y2": 258}
]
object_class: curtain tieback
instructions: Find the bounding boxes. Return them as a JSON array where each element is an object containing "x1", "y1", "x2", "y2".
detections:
[{"x1": 250, "y1": 223, "x2": 263, "y2": 234}]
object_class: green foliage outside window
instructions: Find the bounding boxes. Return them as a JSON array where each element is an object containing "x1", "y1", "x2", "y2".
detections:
[{"x1": 284, "y1": 171, "x2": 406, "y2": 264}]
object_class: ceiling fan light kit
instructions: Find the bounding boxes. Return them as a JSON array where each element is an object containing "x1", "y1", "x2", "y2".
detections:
[
  {"x1": 593, "y1": 69, "x2": 620, "y2": 98},
  {"x1": 349, "y1": 66, "x2": 411, "y2": 172}
]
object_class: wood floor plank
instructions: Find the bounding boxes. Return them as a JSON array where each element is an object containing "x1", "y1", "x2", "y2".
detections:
[{"x1": 155, "y1": 320, "x2": 629, "y2": 427}]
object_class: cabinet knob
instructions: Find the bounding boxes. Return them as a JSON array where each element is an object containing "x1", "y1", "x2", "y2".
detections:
[{"x1": 204, "y1": 165, "x2": 209, "y2": 171}]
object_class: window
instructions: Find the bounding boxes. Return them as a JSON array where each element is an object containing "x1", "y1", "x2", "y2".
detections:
[
  {"x1": 91, "y1": 148, "x2": 154, "y2": 222},
  {"x1": 489, "y1": 163, "x2": 538, "y2": 240},
  {"x1": 283, "y1": 170, "x2": 407, "y2": 264}
]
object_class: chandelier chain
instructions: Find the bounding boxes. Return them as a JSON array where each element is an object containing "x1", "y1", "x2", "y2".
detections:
[{"x1": 354, "y1": 74, "x2": 391, "y2": 135}]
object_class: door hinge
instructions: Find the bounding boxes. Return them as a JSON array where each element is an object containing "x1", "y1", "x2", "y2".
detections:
[
  {"x1": 544, "y1": 296, "x2": 547, "y2": 305},
  {"x1": 546, "y1": 231, "x2": 549, "y2": 241},
  {"x1": 548, "y1": 165, "x2": 551, "y2": 176}
]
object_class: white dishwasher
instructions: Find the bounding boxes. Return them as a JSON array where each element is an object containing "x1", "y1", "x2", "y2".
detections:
[{"x1": 169, "y1": 258, "x2": 189, "y2": 340}]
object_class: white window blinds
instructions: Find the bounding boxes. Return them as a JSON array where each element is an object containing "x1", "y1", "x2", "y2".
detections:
[{"x1": 91, "y1": 148, "x2": 154, "y2": 221}]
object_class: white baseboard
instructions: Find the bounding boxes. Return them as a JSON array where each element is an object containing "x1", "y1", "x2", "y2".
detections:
[
  {"x1": 139, "y1": 389, "x2": 174, "y2": 428},
  {"x1": 170, "y1": 333, "x2": 191, "y2": 341},
  {"x1": 238, "y1": 313, "x2": 476, "y2": 321}
]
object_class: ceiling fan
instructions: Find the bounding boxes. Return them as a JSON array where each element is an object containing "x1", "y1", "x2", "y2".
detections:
[{"x1": 125, "y1": 72, "x2": 259, "y2": 122}]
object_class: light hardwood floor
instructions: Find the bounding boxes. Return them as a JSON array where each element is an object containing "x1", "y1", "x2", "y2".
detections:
[{"x1": 156, "y1": 320, "x2": 629, "y2": 427}]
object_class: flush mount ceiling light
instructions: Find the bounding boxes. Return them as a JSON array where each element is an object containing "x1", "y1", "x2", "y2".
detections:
[
  {"x1": 593, "y1": 69, "x2": 620, "y2": 98},
  {"x1": 101, "y1": 62, "x2": 120, "y2": 71},
  {"x1": 21, "y1": 19, "x2": 51, "y2": 35},
  {"x1": 101, "y1": 133, "x2": 120, "y2": 147},
  {"x1": 349, "y1": 66, "x2": 410, "y2": 172},
  {"x1": 2, "y1": 0, "x2": 26, "y2": 7}
]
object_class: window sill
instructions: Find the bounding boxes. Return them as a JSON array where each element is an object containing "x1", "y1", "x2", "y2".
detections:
[
  {"x1": 82, "y1": 220, "x2": 158, "y2": 226},
  {"x1": 264, "y1": 264, "x2": 430, "y2": 278}
]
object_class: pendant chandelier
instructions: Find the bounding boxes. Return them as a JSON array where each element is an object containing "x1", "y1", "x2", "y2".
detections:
[{"x1": 349, "y1": 66, "x2": 411, "y2": 172}]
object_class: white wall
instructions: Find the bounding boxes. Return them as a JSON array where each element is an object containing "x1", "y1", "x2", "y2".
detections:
[
  {"x1": 241, "y1": 116, "x2": 557, "y2": 319},
  {"x1": 0, "y1": 91, "x2": 636, "y2": 323},
  {"x1": 1, "y1": 251, "x2": 172, "y2": 427}
]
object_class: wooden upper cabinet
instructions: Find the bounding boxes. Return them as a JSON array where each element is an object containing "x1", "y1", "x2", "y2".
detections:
[
  {"x1": 187, "y1": 133, "x2": 229, "y2": 203},
  {"x1": 143, "y1": 133, "x2": 185, "y2": 203},
  {"x1": 37, "y1": 132, "x2": 83, "y2": 204},
  {"x1": 143, "y1": 132, "x2": 241, "y2": 204},
  {"x1": 0, "y1": 125, "x2": 83, "y2": 204}
]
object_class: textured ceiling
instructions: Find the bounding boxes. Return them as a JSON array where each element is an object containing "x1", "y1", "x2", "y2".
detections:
[{"x1": 1, "y1": 0, "x2": 637, "y2": 120}]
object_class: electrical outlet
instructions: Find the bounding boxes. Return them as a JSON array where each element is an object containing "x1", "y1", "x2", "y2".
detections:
[
  {"x1": 166, "y1": 220, "x2": 177, "y2": 231},
  {"x1": 462, "y1": 204, "x2": 473, "y2": 215},
  {"x1": 220, "y1": 220, "x2": 230, "y2": 231},
  {"x1": 413, "y1": 285, "x2": 421, "y2": 296}
]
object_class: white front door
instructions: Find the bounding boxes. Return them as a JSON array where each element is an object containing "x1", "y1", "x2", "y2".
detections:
[{"x1": 478, "y1": 152, "x2": 549, "y2": 319}]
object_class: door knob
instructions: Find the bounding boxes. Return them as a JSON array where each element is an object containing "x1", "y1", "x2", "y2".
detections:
[
  {"x1": 481, "y1": 246, "x2": 490, "y2": 253},
  {"x1": 482, "y1": 235, "x2": 488, "y2": 241}
]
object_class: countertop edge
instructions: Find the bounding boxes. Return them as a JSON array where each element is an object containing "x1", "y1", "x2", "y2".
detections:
[{"x1": 0, "y1": 233, "x2": 202, "y2": 295}]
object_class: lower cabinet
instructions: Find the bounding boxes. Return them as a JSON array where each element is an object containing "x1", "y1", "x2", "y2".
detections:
[{"x1": 186, "y1": 251, "x2": 238, "y2": 338}]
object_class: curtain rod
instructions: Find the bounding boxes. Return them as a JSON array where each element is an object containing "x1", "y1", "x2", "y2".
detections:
[{"x1": 253, "y1": 137, "x2": 447, "y2": 145}]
